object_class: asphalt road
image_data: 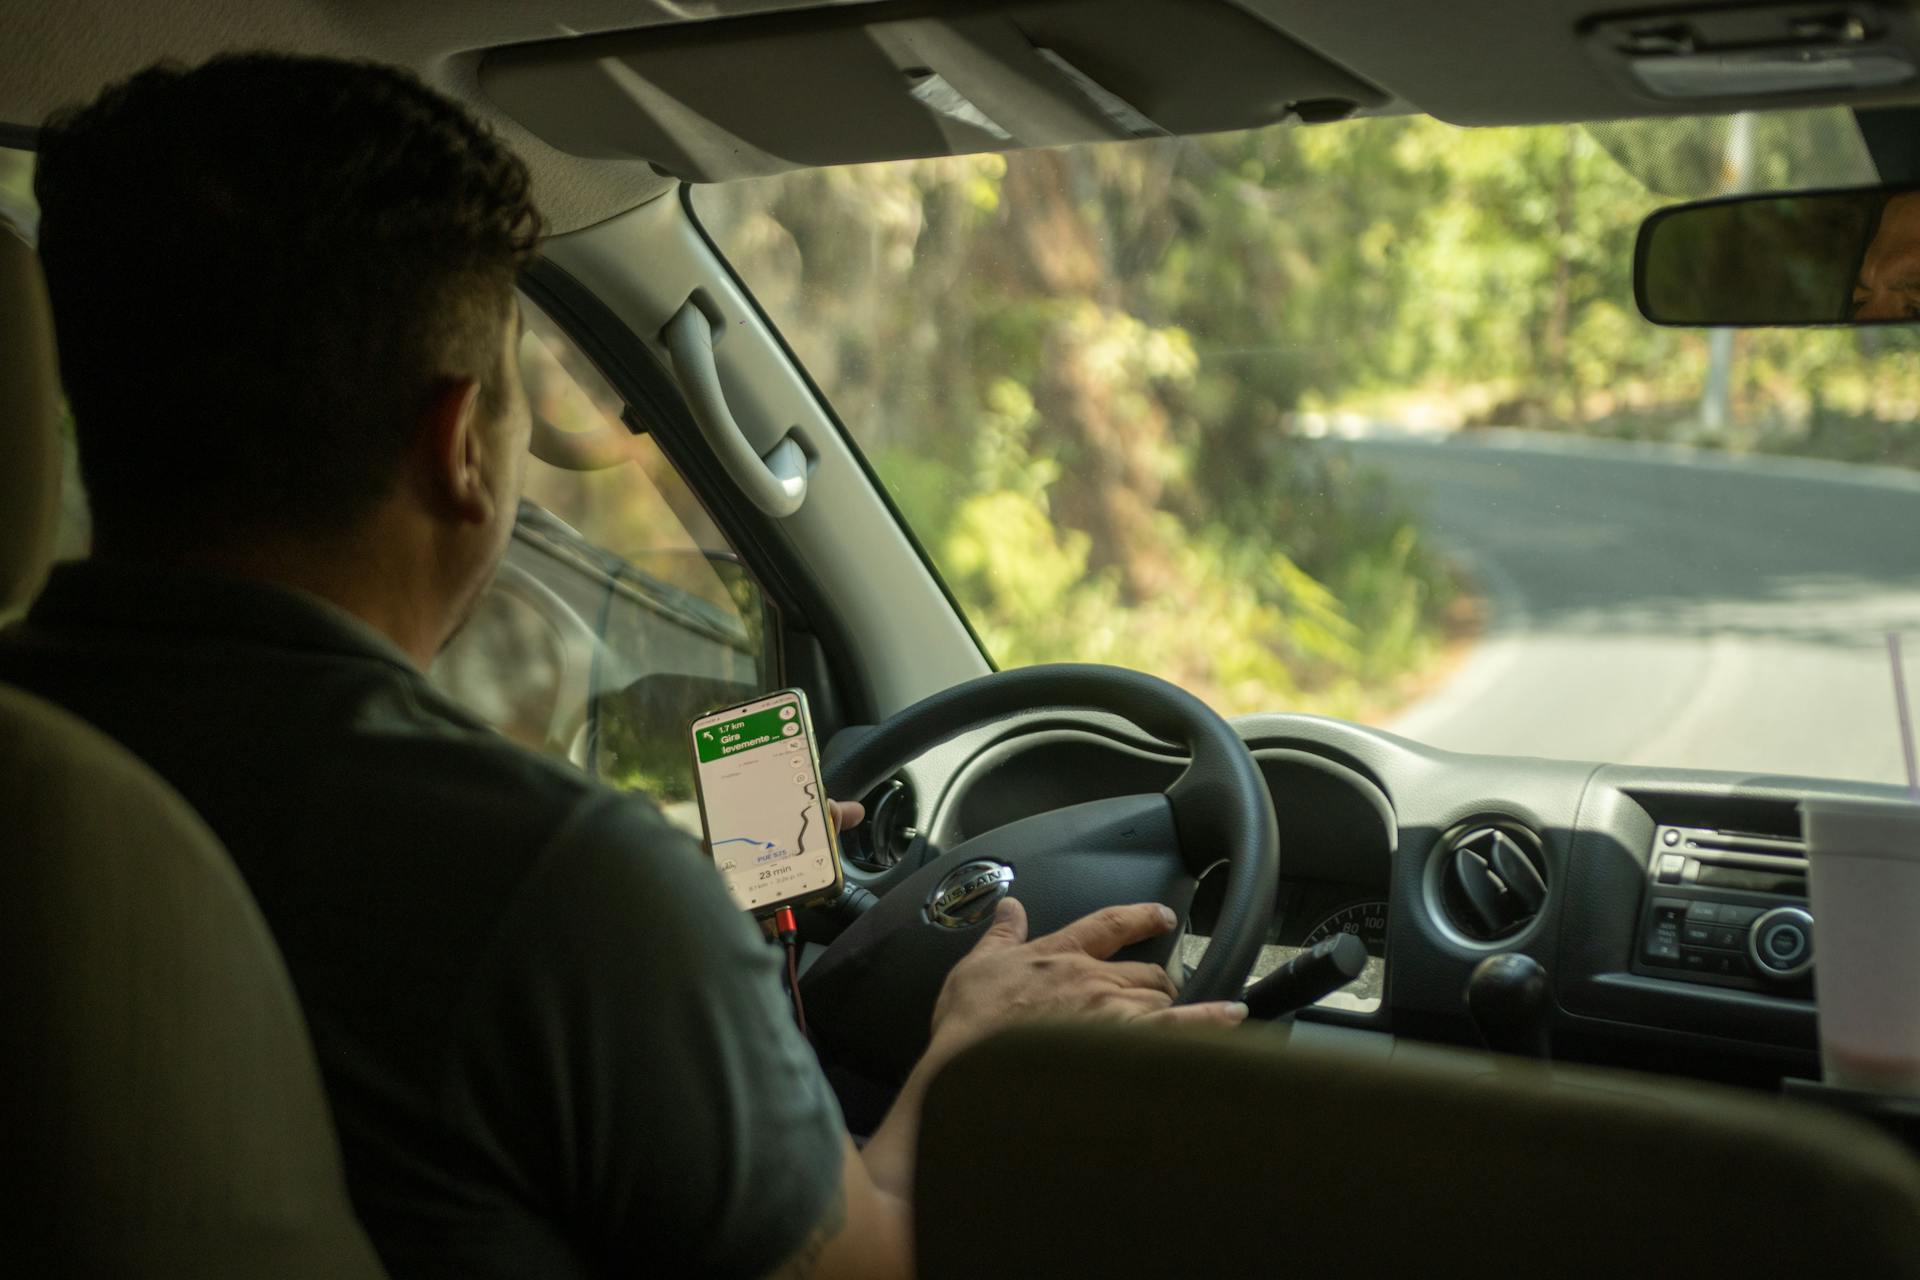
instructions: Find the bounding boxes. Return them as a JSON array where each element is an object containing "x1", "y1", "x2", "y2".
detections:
[{"x1": 1321, "y1": 431, "x2": 1920, "y2": 786}]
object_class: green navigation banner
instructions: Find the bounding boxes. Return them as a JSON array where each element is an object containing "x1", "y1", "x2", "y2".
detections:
[{"x1": 694, "y1": 703, "x2": 796, "y2": 764}]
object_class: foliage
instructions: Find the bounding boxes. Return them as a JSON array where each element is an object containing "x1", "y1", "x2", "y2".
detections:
[
  {"x1": 698, "y1": 126, "x2": 1477, "y2": 717},
  {"x1": 698, "y1": 109, "x2": 1920, "y2": 716}
]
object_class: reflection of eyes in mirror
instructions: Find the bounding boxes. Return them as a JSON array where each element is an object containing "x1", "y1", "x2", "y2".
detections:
[
  {"x1": 1635, "y1": 184, "x2": 1920, "y2": 327},
  {"x1": 1852, "y1": 192, "x2": 1920, "y2": 322}
]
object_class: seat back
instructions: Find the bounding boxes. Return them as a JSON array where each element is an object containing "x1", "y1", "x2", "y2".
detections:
[
  {"x1": 0, "y1": 686, "x2": 390, "y2": 1278},
  {"x1": 1, "y1": 206, "x2": 386, "y2": 1279},
  {"x1": 916, "y1": 1023, "x2": 1920, "y2": 1279}
]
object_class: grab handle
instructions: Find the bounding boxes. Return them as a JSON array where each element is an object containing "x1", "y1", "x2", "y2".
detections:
[{"x1": 662, "y1": 300, "x2": 809, "y2": 517}]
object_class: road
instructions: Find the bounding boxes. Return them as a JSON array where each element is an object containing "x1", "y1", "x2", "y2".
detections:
[{"x1": 1321, "y1": 431, "x2": 1920, "y2": 786}]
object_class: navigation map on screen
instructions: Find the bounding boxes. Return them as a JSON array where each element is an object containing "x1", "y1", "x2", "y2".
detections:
[{"x1": 691, "y1": 691, "x2": 838, "y2": 914}]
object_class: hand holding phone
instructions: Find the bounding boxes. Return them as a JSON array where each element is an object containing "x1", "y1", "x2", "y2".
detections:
[{"x1": 689, "y1": 689, "x2": 844, "y2": 917}]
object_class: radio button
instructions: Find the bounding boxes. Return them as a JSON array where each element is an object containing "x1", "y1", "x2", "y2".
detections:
[
  {"x1": 1642, "y1": 937, "x2": 1682, "y2": 965},
  {"x1": 1763, "y1": 923, "x2": 1808, "y2": 964},
  {"x1": 1685, "y1": 901, "x2": 1723, "y2": 923},
  {"x1": 1643, "y1": 899, "x2": 1690, "y2": 966},
  {"x1": 1748, "y1": 907, "x2": 1815, "y2": 980}
]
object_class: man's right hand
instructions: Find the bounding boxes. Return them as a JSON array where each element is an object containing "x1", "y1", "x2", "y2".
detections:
[
  {"x1": 793, "y1": 898, "x2": 1249, "y2": 1279},
  {"x1": 925, "y1": 897, "x2": 1248, "y2": 1069}
]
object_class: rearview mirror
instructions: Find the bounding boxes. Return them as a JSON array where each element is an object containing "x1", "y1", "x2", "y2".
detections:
[{"x1": 1635, "y1": 185, "x2": 1920, "y2": 326}]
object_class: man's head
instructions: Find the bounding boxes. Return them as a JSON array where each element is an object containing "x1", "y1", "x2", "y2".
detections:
[
  {"x1": 34, "y1": 53, "x2": 542, "y2": 657},
  {"x1": 1853, "y1": 191, "x2": 1920, "y2": 322}
]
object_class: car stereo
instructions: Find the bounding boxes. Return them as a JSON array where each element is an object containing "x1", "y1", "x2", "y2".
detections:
[{"x1": 1630, "y1": 824, "x2": 1814, "y2": 996}]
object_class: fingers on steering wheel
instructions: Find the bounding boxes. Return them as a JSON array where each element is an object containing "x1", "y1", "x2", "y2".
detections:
[
  {"x1": 974, "y1": 897, "x2": 1030, "y2": 950},
  {"x1": 1100, "y1": 960, "x2": 1180, "y2": 999},
  {"x1": 1099, "y1": 987, "x2": 1176, "y2": 1017},
  {"x1": 1141, "y1": 1000, "x2": 1250, "y2": 1027},
  {"x1": 1036, "y1": 903, "x2": 1178, "y2": 960}
]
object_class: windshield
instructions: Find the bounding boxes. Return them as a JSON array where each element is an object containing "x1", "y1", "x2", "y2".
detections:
[{"x1": 695, "y1": 108, "x2": 1920, "y2": 786}]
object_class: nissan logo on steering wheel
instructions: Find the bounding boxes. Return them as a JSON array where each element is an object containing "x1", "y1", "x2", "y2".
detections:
[{"x1": 926, "y1": 860, "x2": 1015, "y2": 929}]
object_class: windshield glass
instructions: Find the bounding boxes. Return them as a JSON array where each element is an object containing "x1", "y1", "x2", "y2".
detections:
[{"x1": 701, "y1": 110, "x2": 1920, "y2": 786}]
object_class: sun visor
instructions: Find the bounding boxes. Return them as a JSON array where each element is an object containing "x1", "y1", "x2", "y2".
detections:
[{"x1": 479, "y1": 0, "x2": 1388, "y2": 180}]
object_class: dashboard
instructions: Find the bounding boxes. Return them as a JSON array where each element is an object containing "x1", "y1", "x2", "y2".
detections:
[{"x1": 826, "y1": 706, "x2": 1911, "y2": 1085}]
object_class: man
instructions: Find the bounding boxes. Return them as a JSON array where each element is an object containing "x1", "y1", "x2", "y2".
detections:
[
  {"x1": 1, "y1": 54, "x2": 1245, "y2": 1278},
  {"x1": 1853, "y1": 190, "x2": 1920, "y2": 322}
]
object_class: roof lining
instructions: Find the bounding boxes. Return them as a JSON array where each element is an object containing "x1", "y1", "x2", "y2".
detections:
[{"x1": 9, "y1": 0, "x2": 1920, "y2": 234}]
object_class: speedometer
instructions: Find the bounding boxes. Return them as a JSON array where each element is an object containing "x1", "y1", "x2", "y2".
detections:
[
  {"x1": 1186, "y1": 896, "x2": 1390, "y2": 1012},
  {"x1": 1300, "y1": 900, "x2": 1388, "y2": 1011},
  {"x1": 1303, "y1": 901, "x2": 1389, "y2": 957}
]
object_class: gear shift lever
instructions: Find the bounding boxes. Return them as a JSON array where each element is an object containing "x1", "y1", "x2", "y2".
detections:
[{"x1": 1465, "y1": 953, "x2": 1552, "y2": 1058}]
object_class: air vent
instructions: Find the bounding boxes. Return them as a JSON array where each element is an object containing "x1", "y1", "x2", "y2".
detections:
[
  {"x1": 847, "y1": 777, "x2": 918, "y2": 872},
  {"x1": 1436, "y1": 820, "x2": 1549, "y2": 943}
]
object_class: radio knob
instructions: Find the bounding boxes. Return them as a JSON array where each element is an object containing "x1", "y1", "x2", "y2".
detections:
[{"x1": 1748, "y1": 906, "x2": 1814, "y2": 981}]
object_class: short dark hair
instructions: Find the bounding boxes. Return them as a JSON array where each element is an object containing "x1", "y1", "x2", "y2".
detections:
[{"x1": 34, "y1": 53, "x2": 543, "y2": 548}]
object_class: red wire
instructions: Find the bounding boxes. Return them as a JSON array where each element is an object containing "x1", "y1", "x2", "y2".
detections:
[
  {"x1": 774, "y1": 906, "x2": 806, "y2": 1035},
  {"x1": 785, "y1": 939, "x2": 807, "y2": 1036}
]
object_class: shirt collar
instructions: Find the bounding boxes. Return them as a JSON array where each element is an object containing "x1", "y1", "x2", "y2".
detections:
[{"x1": 24, "y1": 559, "x2": 421, "y2": 676}]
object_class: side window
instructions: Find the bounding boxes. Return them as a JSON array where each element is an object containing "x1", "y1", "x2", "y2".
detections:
[
  {"x1": 430, "y1": 297, "x2": 776, "y2": 832},
  {"x1": 2, "y1": 146, "x2": 92, "y2": 568}
]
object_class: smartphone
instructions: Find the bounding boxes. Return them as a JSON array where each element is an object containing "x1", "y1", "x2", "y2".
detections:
[{"x1": 688, "y1": 688, "x2": 844, "y2": 917}]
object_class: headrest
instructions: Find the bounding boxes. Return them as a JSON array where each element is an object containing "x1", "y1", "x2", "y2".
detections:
[{"x1": 0, "y1": 223, "x2": 61, "y2": 619}]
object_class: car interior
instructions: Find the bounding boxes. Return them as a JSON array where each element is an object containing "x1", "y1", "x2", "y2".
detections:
[{"x1": 9, "y1": 0, "x2": 1920, "y2": 1275}]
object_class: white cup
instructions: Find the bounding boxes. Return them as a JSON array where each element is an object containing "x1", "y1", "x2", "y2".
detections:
[{"x1": 1800, "y1": 797, "x2": 1920, "y2": 1094}]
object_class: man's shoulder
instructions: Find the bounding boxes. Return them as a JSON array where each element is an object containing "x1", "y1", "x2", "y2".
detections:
[
  {"x1": 0, "y1": 594, "x2": 697, "y2": 960},
  {"x1": 0, "y1": 585, "x2": 606, "y2": 820}
]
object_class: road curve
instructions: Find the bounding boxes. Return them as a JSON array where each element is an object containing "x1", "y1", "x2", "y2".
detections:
[{"x1": 1322, "y1": 431, "x2": 1920, "y2": 786}]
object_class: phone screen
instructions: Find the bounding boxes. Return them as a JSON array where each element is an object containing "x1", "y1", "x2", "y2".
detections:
[{"x1": 689, "y1": 689, "x2": 842, "y2": 915}]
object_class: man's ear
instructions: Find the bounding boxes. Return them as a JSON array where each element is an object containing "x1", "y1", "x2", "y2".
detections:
[{"x1": 420, "y1": 377, "x2": 493, "y2": 525}]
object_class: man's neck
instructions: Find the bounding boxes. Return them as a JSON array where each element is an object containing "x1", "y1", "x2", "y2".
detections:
[{"x1": 92, "y1": 526, "x2": 453, "y2": 670}]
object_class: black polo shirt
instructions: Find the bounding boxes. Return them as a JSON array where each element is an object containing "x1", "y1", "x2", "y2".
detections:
[{"x1": 0, "y1": 562, "x2": 844, "y2": 1278}]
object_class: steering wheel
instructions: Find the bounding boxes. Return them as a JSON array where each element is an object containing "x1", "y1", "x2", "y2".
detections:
[{"x1": 801, "y1": 664, "x2": 1280, "y2": 1082}]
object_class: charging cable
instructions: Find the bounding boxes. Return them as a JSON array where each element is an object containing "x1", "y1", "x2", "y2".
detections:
[{"x1": 773, "y1": 905, "x2": 807, "y2": 1036}]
